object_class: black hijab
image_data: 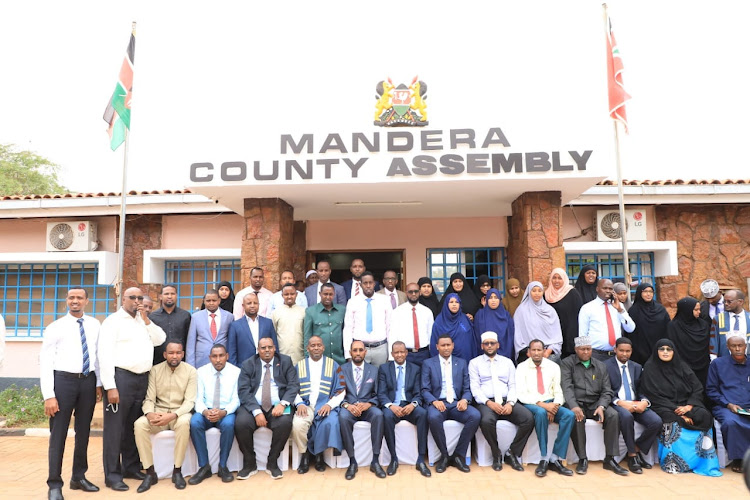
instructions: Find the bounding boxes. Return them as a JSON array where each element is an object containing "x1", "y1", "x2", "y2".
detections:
[
  {"x1": 473, "y1": 275, "x2": 492, "y2": 301},
  {"x1": 417, "y1": 276, "x2": 441, "y2": 318},
  {"x1": 666, "y1": 297, "x2": 710, "y2": 376},
  {"x1": 438, "y1": 273, "x2": 481, "y2": 317},
  {"x1": 574, "y1": 264, "x2": 599, "y2": 304},
  {"x1": 216, "y1": 281, "x2": 236, "y2": 313},
  {"x1": 626, "y1": 283, "x2": 671, "y2": 365}
]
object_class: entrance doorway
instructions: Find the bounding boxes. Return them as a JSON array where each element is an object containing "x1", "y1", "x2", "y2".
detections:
[{"x1": 311, "y1": 251, "x2": 405, "y2": 290}]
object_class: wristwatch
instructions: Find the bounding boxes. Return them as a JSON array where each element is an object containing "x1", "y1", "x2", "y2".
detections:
[{"x1": 342, "y1": 402, "x2": 350, "y2": 409}]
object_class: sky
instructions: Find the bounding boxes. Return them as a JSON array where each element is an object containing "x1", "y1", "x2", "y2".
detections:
[{"x1": 0, "y1": 1, "x2": 747, "y2": 194}]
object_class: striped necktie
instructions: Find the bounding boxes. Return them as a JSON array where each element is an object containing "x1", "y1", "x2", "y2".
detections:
[{"x1": 77, "y1": 318, "x2": 89, "y2": 376}]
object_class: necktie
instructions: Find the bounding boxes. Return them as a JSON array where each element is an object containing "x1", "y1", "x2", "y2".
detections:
[
  {"x1": 734, "y1": 314, "x2": 741, "y2": 331},
  {"x1": 444, "y1": 360, "x2": 454, "y2": 403},
  {"x1": 412, "y1": 307, "x2": 420, "y2": 349},
  {"x1": 77, "y1": 318, "x2": 89, "y2": 376},
  {"x1": 365, "y1": 298, "x2": 373, "y2": 333},
  {"x1": 210, "y1": 313, "x2": 218, "y2": 340},
  {"x1": 390, "y1": 292, "x2": 397, "y2": 309},
  {"x1": 355, "y1": 366, "x2": 362, "y2": 393},
  {"x1": 261, "y1": 363, "x2": 272, "y2": 412},
  {"x1": 395, "y1": 365, "x2": 405, "y2": 404},
  {"x1": 622, "y1": 364, "x2": 633, "y2": 400},
  {"x1": 604, "y1": 302, "x2": 616, "y2": 347},
  {"x1": 355, "y1": 282, "x2": 361, "y2": 296},
  {"x1": 213, "y1": 371, "x2": 221, "y2": 409},
  {"x1": 536, "y1": 365, "x2": 544, "y2": 396}
]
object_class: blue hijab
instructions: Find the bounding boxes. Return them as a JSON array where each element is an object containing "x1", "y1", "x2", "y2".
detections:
[
  {"x1": 430, "y1": 293, "x2": 478, "y2": 360},
  {"x1": 474, "y1": 288, "x2": 515, "y2": 360}
]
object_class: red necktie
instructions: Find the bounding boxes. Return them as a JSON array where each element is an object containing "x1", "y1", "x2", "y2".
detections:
[
  {"x1": 210, "y1": 313, "x2": 217, "y2": 340},
  {"x1": 354, "y1": 282, "x2": 360, "y2": 296},
  {"x1": 412, "y1": 307, "x2": 420, "y2": 349},
  {"x1": 536, "y1": 365, "x2": 545, "y2": 395},
  {"x1": 604, "y1": 302, "x2": 616, "y2": 347}
]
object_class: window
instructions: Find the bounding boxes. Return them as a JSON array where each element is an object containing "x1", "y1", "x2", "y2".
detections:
[
  {"x1": 0, "y1": 263, "x2": 113, "y2": 339},
  {"x1": 165, "y1": 259, "x2": 241, "y2": 312},
  {"x1": 566, "y1": 252, "x2": 656, "y2": 300},
  {"x1": 427, "y1": 248, "x2": 506, "y2": 296}
]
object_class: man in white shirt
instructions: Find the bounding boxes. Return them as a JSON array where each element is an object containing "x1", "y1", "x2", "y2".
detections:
[
  {"x1": 343, "y1": 272, "x2": 392, "y2": 367},
  {"x1": 388, "y1": 282, "x2": 433, "y2": 366},
  {"x1": 578, "y1": 279, "x2": 636, "y2": 362},
  {"x1": 269, "y1": 270, "x2": 308, "y2": 313},
  {"x1": 377, "y1": 270, "x2": 407, "y2": 309},
  {"x1": 233, "y1": 267, "x2": 274, "y2": 319},
  {"x1": 40, "y1": 287, "x2": 103, "y2": 499}
]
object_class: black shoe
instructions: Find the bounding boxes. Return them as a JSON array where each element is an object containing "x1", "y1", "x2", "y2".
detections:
[
  {"x1": 548, "y1": 459, "x2": 574, "y2": 476},
  {"x1": 636, "y1": 451, "x2": 653, "y2": 469},
  {"x1": 387, "y1": 460, "x2": 398, "y2": 476},
  {"x1": 450, "y1": 455, "x2": 470, "y2": 473},
  {"x1": 434, "y1": 456, "x2": 448, "y2": 474},
  {"x1": 416, "y1": 462, "x2": 432, "y2": 477},
  {"x1": 535, "y1": 460, "x2": 548, "y2": 477},
  {"x1": 504, "y1": 453, "x2": 524, "y2": 471},
  {"x1": 345, "y1": 463, "x2": 358, "y2": 480},
  {"x1": 603, "y1": 457, "x2": 629, "y2": 476},
  {"x1": 123, "y1": 470, "x2": 147, "y2": 480},
  {"x1": 188, "y1": 465, "x2": 212, "y2": 485},
  {"x1": 491, "y1": 455, "x2": 503, "y2": 471},
  {"x1": 70, "y1": 478, "x2": 99, "y2": 492},
  {"x1": 576, "y1": 458, "x2": 588, "y2": 475},
  {"x1": 370, "y1": 462, "x2": 386, "y2": 478},
  {"x1": 48, "y1": 488, "x2": 64, "y2": 500},
  {"x1": 172, "y1": 470, "x2": 186, "y2": 489},
  {"x1": 236, "y1": 467, "x2": 258, "y2": 480},
  {"x1": 136, "y1": 474, "x2": 157, "y2": 493},
  {"x1": 266, "y1": 467, "x2": 283, "y2": 480},
  {"x1": 105, "y1": 480, "x2": 129, "y2": 491},
  {"x1": 218, "y1": 466, "x2": 234, "y2": 483},
  {"x1": 314, "y1": 453, "x2": 327, "y2": 472},
  {"x1": 627, "y1": 456, "x2": 643, "y2": 474},
  {"x1": 298, "y1": 453, "x2": 310, "y2": 474}
]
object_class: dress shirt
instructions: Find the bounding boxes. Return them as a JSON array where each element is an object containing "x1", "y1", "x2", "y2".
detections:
[
  {"x1": 314, "y1": 280, "x2": 333, "y2": 304},
  {"x1": 613, "y1": 359, "x2": 635, "y2": 404},
  {"x1": 384, "y1": 361, "x2": 418, "y2": 407},
  {"x1": 578, "y1": 297, "x2": 636, "y2": 351},
  {"x1": 560, "y1": 356, "x2": 613, "y2": 409},
  {"x1": 245, "y1": 315, "x2": 261, "y2": 346},
  {"x1": 204, "y1": 308, "x2": 223, "y2": 333},
  {"x1": 269, "y1": 290, "x2": 308, "y2": 313},
  {"x1": 253, "y1": 361, "x2": 284, "y2": 415},
  {"x1": 293, "y1": 357, "x2": 345, "y2": 409},
  {"x1": 469, "y1": 353, "x2": 516, "y2": 404},
  {"x1": 142, "y1": 361, "x2": 197, "y2": 417},
  {"x1": 343, "y1": 294, "x2": 391, "y2": 356},
  {"x1": 515, "y1": 357, "x2": 565, "y2": 405},
  {"x1": 388, "y1": 302, "x2": 433, "y2": 356},
  {"x1": 149, "y1": 306, "x2": 191, "y2": 342},
  {"x1": 729, "y1": 312, "x2": 748, "y2": 335},
  {"x1": 194, "y1": 361, "x2": 241, "y2": 414},
  {"x1": 271, "y1": 304, "x2": 306, "y2": 364},
  {"x1": 233, "y1": 286, "x2": 274, "y2": 319},
  {"x1": 439, "y1": 356, "x2": 456, "y2": 401},
  {"x1": 99, "y1": 308, "x2": 167, "y2": 390},
  {"x1": 40, "y1": 313, "x2": 102, "y2": 400},
  {"x1": 709, "y1": 297, "x2": 725, "y2": 320}
]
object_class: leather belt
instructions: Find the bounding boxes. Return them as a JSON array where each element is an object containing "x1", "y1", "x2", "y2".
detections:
[
  {"x1": 593, "y1": 349, "x2": 615, "y2": 356},
  {"x1": 54, "y1": 370, "x2": 93, "y2": 379},
  {"x1": 361, "y1": 339, "x2": 387, "y2": 348},
  {"x1": 409, "y1": 347, "x2": 429, "y2": 353}
]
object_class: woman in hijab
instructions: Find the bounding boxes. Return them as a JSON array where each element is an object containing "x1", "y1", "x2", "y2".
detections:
[
  {"x1": 544, "y1": 268, "x2": 583, "y2": 359},
  {"x1": 613, "y1": 282, "x2": 633, "y2": 310},
  {"x1": 502, "y1": 278, "x2": 523, "y2": 317},
  {"x1": 474, "y1": 288, "x2": 515, "y2": 360},
  {"x1": 473, "y1": 275, "x2": 492, "y2": 306},
  {"x1": 640, "y1": 339, "x2": 721, "y2": 476},
  {"x1": 438, "y1": 272, "x2": 481, "y2": 321},
  {"x1": 513, "y1": 282, "x2": 563, "y2": 365},
  {"x1": 626, "y1": 283, "x2": 671, "y2": 365},
  {"x1": 574, "y1": 264, "x2": 599, "y2": 304},
  {"x1": 200, "y1": 281, "x2": 235, "y2": 312},
  {"x1": 417, "y1": 277, "x2": 441, "y2": 318},
  {"x1": 430, "y1": 293, "x2": 478, "y2": 361},
  {"x1": 667, "y1": 297, "x2": 710, "y2": 387}
]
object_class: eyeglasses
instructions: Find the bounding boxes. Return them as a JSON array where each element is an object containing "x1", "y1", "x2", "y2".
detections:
[
  {"x1": 658, "y1": 346, "x2": 673, "y2": 352},
  {"x1": 127, "y1": 295, "x2": 144, "y2": 301}
]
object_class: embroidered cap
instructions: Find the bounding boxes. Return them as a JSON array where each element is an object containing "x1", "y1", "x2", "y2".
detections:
[
  {"x1": 574, "y1": 336, "x2": 592, "y2": 348},
  {"x1": 700, "y1": 279, "x2": 720, "y2": 299}
]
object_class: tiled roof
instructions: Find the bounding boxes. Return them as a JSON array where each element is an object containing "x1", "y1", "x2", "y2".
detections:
[
  {"x1": 596, "y1": 179, "x2": 749, "y2": 186},
  {"x1": 0, "y1": 189, "x2": 193, "y2": 201}
]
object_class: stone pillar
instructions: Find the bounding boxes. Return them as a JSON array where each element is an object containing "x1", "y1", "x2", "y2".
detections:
[
  {"x1": 119, "y1": 214, "x2": 163, "y2": 300},
  {"x1": 291, "y1": 221, "x2": 308, "y2": 281},
  {"x1": 242, "y1": 198, "x2": 295, "y2": 292},
  {"x1": 507, "y1": 191, "x2": 564, "y2": 286}
]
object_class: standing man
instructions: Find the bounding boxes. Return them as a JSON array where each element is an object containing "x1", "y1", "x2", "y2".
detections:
[
  {"x1": 233, "y1": 267, "x2": 274, "y2": 319},
  {"x1": 186, "y1": 290, "x2": 234, "y2": 368},
  {"x1": 469, "y1": 331, "x2": 534, "y2": 472},
  {"x1": 228, "y1": 293, "x2": 277, "y2": 366},
  {"x1": 377, "y1": 270, "x2": 407, "y2": 309},
  {"x1": 560, "y1": 336, "x2": 627, "y2": 476},
  {"x1": 98, "y1": 287, "x2": 166, "y2": 491},
  {"x1": 700, "y1": 278, "x2": 724, "y2": 325},
  {"x1": 272, "y1": 283, "x2": 306, "y2": 364},
  {"x1": 711, "y1": 289, "x2": 750, "y2": 358},
  {"x1": 604, "y1": 337, "x2": 661, "y2": 473},
  {"x1": 378, "y1": 341, "x2": 431, "y2": 477},
  {"x1": 304, "y1": 260, "x2": 346, "y2": 306},
  {"x1": 578, "y1": 279, "x2": 635, "y2": 362},
  {"x1": 303, "y1": 283, "x2": 346, "y2": 365},
  {"x1": 234, "y1": 337, "x2": 298, "y2": 480},
  {"x1": 133, "y1": 340, "x2": 197, "y2": 493},
  {"x1": 343, "y1": 271, "x2": 392, "y2": 367},
  {"x1": 421, "y1": 334, "x2": 480, "y2": 473},
  {"x1": 40, "y1": 287, "x2": 102, "y2": 500},
  {"x1": 150, "y1": 285, "x2": 192, "y2": 366},
  {"x1": 342, "y1": 258, "x2": 381, "y2": 301},
  {"x1": 189, "y1": 343, "x2": 241, "y2": 484},
  {"x1": 389, "y1": 282, "x2": 433, "y2": 366},
  {"x1": 269, "y1": 270, "x2": 308, "y2": 313}
]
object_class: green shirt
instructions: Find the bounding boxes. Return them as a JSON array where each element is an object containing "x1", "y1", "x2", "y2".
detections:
[{"x1": 304, "y1": 303, "x2": 346, "y2": 365}]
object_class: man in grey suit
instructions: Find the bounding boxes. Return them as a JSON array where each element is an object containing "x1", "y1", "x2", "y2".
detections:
[
  {"x1": 338, "y1": 340, "x2": 386, "y2": 480},
  {"x1": 377, "y1": 270, "x2": 407, "y2": 310},
  {"x1": 186, "y1": 290, "x2": 234, "y2": 368},
  {"x1": 304, "y1": 261, "x2": 347, "y2": 306}
]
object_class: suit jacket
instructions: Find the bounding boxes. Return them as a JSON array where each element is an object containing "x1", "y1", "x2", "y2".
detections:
[
  {"x1": 238, "y1": 352, "x2": 299, "y2": 414},
  {"x1": 186, "y1": 308, "x2": 234, "y2": 368},
  {"x1": 605, "y1": 357, "x2": 646, "y2": 402},
  {"x1": 342, "y1": 279, "x2": 382, "y2": 301},
  {"x1": 377, "y1": 289, "x2": 408, "y2": 308},
  {"x1": 227, "y1": 315, "x2": 278, "y2": 366},
  {"x1": 420, "y1": 355, "x2": 472, "y2": 405},
  {"x1": 339, "y1": 361, "x2": 379, "y2": 405},
  {"x1": 377, "y1": 360, "x2": 423, "y2": 407},
  {"x1": 711, "y1": 310, "x2": 750, "y2": 357},
  {"x1": 304, "y1": 281, "x2": 347, "y2": 306}
]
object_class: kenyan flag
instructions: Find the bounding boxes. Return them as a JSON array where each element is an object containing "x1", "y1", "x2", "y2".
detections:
[{"x1": 103, "y1": 32, "x2": 135, "y2": 151}]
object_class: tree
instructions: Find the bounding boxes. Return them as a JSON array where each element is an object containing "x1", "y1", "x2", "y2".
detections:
[{"x1": 0, "y1": 144, "x2": 67, "y2": 196}]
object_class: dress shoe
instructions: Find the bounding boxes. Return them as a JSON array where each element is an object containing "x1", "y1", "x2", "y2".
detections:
[
  {"x1": 236, "y1": 467, "x2": 258, "y2": 480},
  {"x1": 172, "y1": 470, "x2": 186, "y2": 489},
  {"x1": 345, "y1": 463, "x2": 358, "y2": 480},
  {"x1": 416, "y1": 462, "x2": 432, "y2": 477},
  {"x1": 627, "y1": 456, "x2": 643, "y2": 474},
  {"x1": 314, "y1": 453, "x2": 327, "y2": 472},
  {"x1": 188, "y1": 465, "x2": 212, "y2": 485},
  {"x1": 504, "y1": 453, "x2": 524, "y2": 471},
  {"x1": 267, "y1": 467, "x2": 283, "y2": 480},
  {"x1": 450, "y1": 455, "x2": 470, "y2": 473},
  {"x1": 603, "y1": 456, "x2": 629, "y2": 476},
  {"x1": 491, "y1": 456, "x2": 503, "y2": 471},
  {"x1": 636, "y1": 451, "x2": 653, "y2": 469},
  {"x1": 136, "y1": 474, "x2": 158, "y2": 493},
  {"x1": 434, "y1": 456, "x2": 448, "y2": 474},
  {"x1": 123, "y1": 470, "x2": 146, "y2": 480},
  {"x1": 48, "y1": 488, "x2": 64, "y2": 500},
  {"x1": 70, "y1": 478, "x2": 99, "y2": 492},
  {"x1": 535, "y1": 460, "x2": 548, "y2": 477},
  {"x1": 548, "y1": 459, "x2": 574, "y2": 476},
  {"x1": 576, "y1": 458, "x2": 588, "y2": 475},
  {"x1": 298, "y1": 453, "x2": 310, "y2": 474},
  {"x1": 218, "y1": 466, "x2": 234, "y2": 483},
  {"x1": 387, "y1": 460, "x2": 398, "y2": 476},
  {"x1": 105, "y1": 480, "x2": 129, "y2": 491},
  {"x1": 370, "y1": 462, "x2": 386, "y2": 478}
]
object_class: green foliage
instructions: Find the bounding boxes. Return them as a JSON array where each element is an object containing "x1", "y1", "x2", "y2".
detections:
[
  {"x1": 0, "y1": 384, "x2": 47, "y2": 427},
  {"x1": 0, "y1": 143, "x2": 67, "y2": 196}
]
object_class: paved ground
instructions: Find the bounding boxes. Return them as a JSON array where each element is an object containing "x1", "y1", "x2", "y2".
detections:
[{"x1": 1, "y1": 436, "x2": 747, "y2": 499}]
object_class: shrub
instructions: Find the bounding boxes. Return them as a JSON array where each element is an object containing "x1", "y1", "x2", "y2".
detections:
[{"x1": 0, "y1": 384, "x2": 47, "y2": 427}]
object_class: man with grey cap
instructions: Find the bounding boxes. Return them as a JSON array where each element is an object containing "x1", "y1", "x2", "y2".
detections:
[
  {"x1": 469, "y1": 331, "x2": 534, "y2": 472},
  {"x1": 700, "y1": 278, "x2": 724, "y2": 340},
  {"x1": 560, "y1": 335, "x2": 627, "y2": 476}
]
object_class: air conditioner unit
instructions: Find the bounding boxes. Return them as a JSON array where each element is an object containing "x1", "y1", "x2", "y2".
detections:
[
  {"x1": 595, "y1": 210, "x2": 647, "y2": 242},
  {"x1": 46, "y1": 221, "x2": 98, "y2": 251}
]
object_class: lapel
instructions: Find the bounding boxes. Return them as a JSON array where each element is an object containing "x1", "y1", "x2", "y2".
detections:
[
  {"x1": 273, "y1": 355, "x2": 282, "y2": 382},
  {"x1": 452, "y1": 358, "x2": 461, "y2": 390}
]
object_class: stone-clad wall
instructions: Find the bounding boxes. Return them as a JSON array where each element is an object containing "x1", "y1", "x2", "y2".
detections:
[
  {"x1": 120, "y1": 214, "x2": 163, "y2": 300},
  {"x1": 241, "y1": 198, "x2": 295, "y2": 292}
]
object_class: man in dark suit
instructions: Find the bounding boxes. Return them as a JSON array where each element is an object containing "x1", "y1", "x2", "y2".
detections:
[
  {"x1": 605, "y1": 337, "x2": 662, "y2": 474},
  {"x1": 228, "y1": 293, "x2": 278, "y2": 366},
  {"x1": 338, "y1": 340, "x2": 386, "y2": 480},
  {"x1": 377, "y1": 341, "x2": 431, "y2": 477},
  {"x1": 234, "y1": 337, "x2": 299, "y2": 480},
  {"x1": 186, "y1": 290, "x2": 234, "y2": 368},
  {"x1": 304, "y1": 260, "x2": 347, "y2": 306},
  {"x1": 421, "y1": 333, "x2": 480, "y2": 473},
  {"x1": 342, "y1": 258, "x2": 381, "y2": 301}
]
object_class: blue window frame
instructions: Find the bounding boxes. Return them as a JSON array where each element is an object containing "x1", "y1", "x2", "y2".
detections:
[
  {"x1": 427, "y1": 248, "x2": 506, "y2": 296},
  {"x1": 165, "y1": 259, "x2": 241, "y2": 312},
  {"x1": 566, "y1": 252, "x2": 656, "y2": 300},
  {"x1": 0, "y1": 263, "x2": 112, "y2": 339}
]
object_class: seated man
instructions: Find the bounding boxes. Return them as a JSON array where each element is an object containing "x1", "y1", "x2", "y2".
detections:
[
  {"x1": 469, "y1": 331, "x2": 534, "y2": 472},
  {"x1": 421, "y1": 333, "x2": 480, "y2": 473},
  {"x1": 292, "y1": 336, "x2": 346, "y2": 474},
  {"x1": 516, "y1": 339, "x2": 575, "y2": 477},
  {"x1": 234, "y1": 337, "x2": 299, "y2": 480},
  {"x1": 133, "y1": 339, "x2": 197, "y2": 493},
  {"x1": 560, "y1": 336, "x2": 627, "y2": 476},
  {"x1": 605, "y1": 337, "x2": 662, "y2": 474},
  {"x1": 338, "y1": 341, "x2": 386, "y2": 480},
  {"x1": 188, "y1": 343, "x2": 241, "y2": 484},
  {"x1": 707, "y1": 331, "x2": 750, "y2": 473},
  {"x1": 378, "y1": 341, "x2": 431, "y2": 477}
]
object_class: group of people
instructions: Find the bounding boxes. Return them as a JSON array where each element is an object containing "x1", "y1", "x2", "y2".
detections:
[{"x1": 38, "y1": 257, "x2": 749, "y2": 498}]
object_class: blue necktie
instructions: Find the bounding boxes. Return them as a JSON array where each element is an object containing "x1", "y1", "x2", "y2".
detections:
[
  {"x1": 77, "y1": 318, "x2": 90, "y2": 376},
  {"x1": 395, "y1": 365, "x2": 405, "y2": 405},
  {"x1": 621, "y1": 364, "x2": 632, "y2": 400},
  {"x1": 734, "y1": 314, "x2": 740, "y2": 331},
  {"x1": 365, "y1": 298, "x2": 373, "y2": 333}
]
